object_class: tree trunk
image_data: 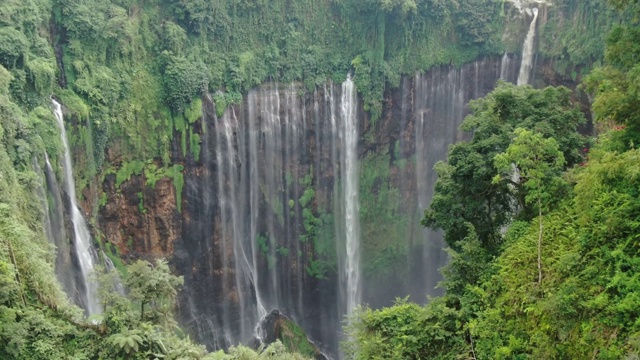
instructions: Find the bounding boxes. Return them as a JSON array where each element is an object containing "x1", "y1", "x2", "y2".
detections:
[{"x1": 538, "y1": 195, "x2": 543, "y2": 287}]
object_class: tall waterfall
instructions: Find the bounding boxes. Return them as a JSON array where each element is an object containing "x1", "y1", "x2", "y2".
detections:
[
  {"x1": 518, "y1": 7, "x2": 539, "y2": 85},
  {"x1": 43, "y1": 153, "x2": 80, "y2": 303},
  {"x1": 215, "y1": 107, "x2": 266, "y2": 346},
  {"x1": 211, "y1": 83, "x2": 315, "y2": 346},
  {"x1": 173, "y1": 58, "x2": 520, "y2": 357},
  {"x1": 52, "y1": 100, "x2": 101, "y2": 316},
  {"x1": 340, "y1": 77, "x2": 361, "y2": 316}
]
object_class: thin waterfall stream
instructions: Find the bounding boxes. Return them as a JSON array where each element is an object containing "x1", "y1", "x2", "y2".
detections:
[
  {"x1": 518, "y1": 7, "x2": 539, "y2": 85},
  {"x1": 52, "y1": 99, "x2": 101, "y2": 316},
  {"x1": 340, "y1": 77, "x2": 361, "y2": 317}
]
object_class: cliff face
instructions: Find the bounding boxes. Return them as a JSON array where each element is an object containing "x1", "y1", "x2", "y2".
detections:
[
  {"x1": 101, "y1": 175, "x2": 179, "y2": 259},
  {"x1": 96, "y1": 55, "x2": 524, "y2": 356}
]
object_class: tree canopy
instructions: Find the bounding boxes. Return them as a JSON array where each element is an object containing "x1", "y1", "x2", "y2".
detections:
[
  {"x1": 346, "y1": 1, "x2": 640, "y2": 358},
  {"x1": 422, "y1": 82, "x2": 585, "y2": 255}
]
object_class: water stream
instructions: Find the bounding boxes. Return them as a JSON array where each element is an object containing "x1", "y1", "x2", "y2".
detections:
[
  {"x1": 340, "y1": 77, "x2": 361, "y2": 317},
  {"x1": 518, "y1": 7, "x2": 539, "y2": 85},
  {"x1": 52, "y1": 99, "x2": 101, "y2": 316},
  {"x1": 177, "y1": 61, "x2": 519, "y2": 356}
]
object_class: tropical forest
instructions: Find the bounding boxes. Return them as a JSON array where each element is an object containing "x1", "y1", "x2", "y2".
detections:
[{"x1": 1, "y1": 0, "x2": 639, "y2": 358}]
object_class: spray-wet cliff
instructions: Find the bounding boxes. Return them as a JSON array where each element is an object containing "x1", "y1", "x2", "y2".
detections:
[{"x1": 92, "y1": 55, "x2": 523, "y2": 355}]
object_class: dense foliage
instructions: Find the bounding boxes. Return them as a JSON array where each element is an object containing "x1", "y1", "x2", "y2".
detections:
[
  {"x1": 1, "y1": 0, "x2": 614, "y2": 199},
  {"x1": 344, "y1": 1, "x2": 640, "y2": 359},
  {"x1": 0, "y1": 251, "x2": 311, "y2": 359},
  {"x1": 0, "y1": 0, "x2": 627, "y2": 357}
]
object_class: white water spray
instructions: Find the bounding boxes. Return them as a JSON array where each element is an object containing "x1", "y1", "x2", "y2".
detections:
[
  {"x1": 518, "y1": 7, "x2": 539, "y2": 85},
  {"x1": 51, "y1": 99, "x2": 101, "y2": 316},
  {"x1": 500, "y1": 52, "x2": 511, "y2": 80},
  {"x1": 341, "y1": 77, "x2": 361, "y2": 316},
  {"x1": 216, "y1": 106, "x2": 267, "y2": 345}
]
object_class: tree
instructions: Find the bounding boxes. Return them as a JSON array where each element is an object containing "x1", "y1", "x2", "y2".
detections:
[
  {"x1": 162, "y1": 54, "x2": 209, "y2": 112},
  {"x1": 124, "y1": 259, "x2": 183, "y2": 323},
  {"x1": 493, "y1": 128, "x2": 565, "y2": 286},
  {"x1": 343, "y1": 298, "x2": 466, "y2": 360},
  {"x1": 423, "y1": 82, "x2": 585, "y2": 259},
  {"x1": 108, "y1": 327, "x2": 145, "y2": 356}
]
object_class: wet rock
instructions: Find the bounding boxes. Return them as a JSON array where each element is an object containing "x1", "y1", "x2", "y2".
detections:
[{"x1": 259, "y1": 310, "x2": 329, "y2": 360}]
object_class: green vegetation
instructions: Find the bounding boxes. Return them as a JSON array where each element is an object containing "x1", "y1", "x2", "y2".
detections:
[
  {"x1": 359, "y1": 152, "x2": 410, "y2": 277},
  {"x1": 304, "y1": 210, "x2": 336, "y2": 280},
  {"x1": 165, "y1": 164, "x2": 184, "y2": 213},
  {"x1": 39, "y1": 0, "x2": 616, "y2": 204},
  {"x1": 207, "y1": 341, "x2": 311, "y2": 360},
  {"x1": 0, "y1": 0, "x2": 612, "y2": 218},
  {"x1": 1, "y1": 241, "x2": 309, "y2": 360},
  {"x1": 345, "y1": 1, "x2": 640, "y2": 358},
  {"x1": 538, "y1": 0, "x2": 618, "y2": 74},
  {"x1": 115, "y1": 160, "x2": 144, "y2": 188},
  {"x1": 295, "y1": 169, "x2": 336, "y2": 280},
  {"x1": 271, "y1": 317, "x2": 318, "y2": 359},
  {"x1": 0, "y1": 0, "x2": 627, "y2": 357}
]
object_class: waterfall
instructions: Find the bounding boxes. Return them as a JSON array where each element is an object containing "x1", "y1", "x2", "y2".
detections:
[
  {"x1": 215, "y1": 104, "x2": 268, "y2": 346},
  {"x1": 517, "y1": 7, "x2": 539, "y2": 85},
  {"x1": 43, "y1": 153, "x2": 79, "y2": 303},
  {"x1": 51, "y1": 99, "x2": 101, "y2": 316},
  {"x1": 178, "y1": 60, "x2": 520, "y2": 356},
  {"x1": 102, "y1": 250, "x2": 126, "y2": 295},
  {"x1": 340, "y1": 77, "x2": 361, "y2": 316},
  {"x1": 500, "y1": 52, "x2": 511, "y2": 80},
  {"x1": 263, "y1": 84, "x2": 282, "y2": 310}
]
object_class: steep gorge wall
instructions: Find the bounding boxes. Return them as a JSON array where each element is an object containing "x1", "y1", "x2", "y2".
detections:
[{"x1": 96, "y1": 55, "x2": 520, "y2": 355}]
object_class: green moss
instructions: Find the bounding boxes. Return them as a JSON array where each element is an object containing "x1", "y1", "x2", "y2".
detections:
[
  {"x1": 305, "y1": 211, "x2": 336, "y2": 281},
  {"x1": 212, "y1": 92, "x2": 227, "y2": 118},
  {"x1": 359, "y1": 152, "x2": 410, "y2": 277},
  {"x1": 115, "y1": 160, "x2": 145, "y2": 188},
  {"x1": 277, "y1": 247, "x2": 289, "y2": 257},
  {"x1": 298, "y1": 188, "x2": 314, "y2": 208},
  {"x1": 189, "y1": 128, "x2": 201, "y2": 161},
  {"x1": 136, "y1": 191, "x2": 145, "y2": 214},
  {"x1": 538, "y1": 0, "x2": 618, "y2": 69},
  {"x1": 55, "y1": 89, "x2": 90, "y2": 119},
  {"x1": 144, "y1": 163, "x2": 164, "y2": 189},
  {"x1": 278, "y1": 318, "x2": 318, "y2": 358},
  {"x1": 104, "y1": 242, "x2": 127, "y2": 277},
  {"x1": 184, "y1": 98, "x2": 203, "y2": 124},
  {"x1": 98, "y1": 192, "x2": 107, "y2": 208},
  {"x1": 165, "y1": 164, "x2": 184, "y2": 213},
  {"x1": 257, "y1": 234, "x2": 269, "y2": 255}
]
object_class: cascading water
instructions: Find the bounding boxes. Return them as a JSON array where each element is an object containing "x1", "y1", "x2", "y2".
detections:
[
  {"x1": 340, "y1": 77, "x2": 361, "y2": 317},
  {"x1": 175, "y1": 58, "x2": 521, "y2": 357},
  {"x1": 501, "y1": 52, "x2": 513, "y2": 80},
  {"x1": 518, "y1": 7, "x2": 539, "y2": 85},
  {"x1": 382, "y1": 58, "x2": 519, "y2": 305},
  {"x1": 212, "y1": 83, "x2": 315, "y2": 346},
  {"x1": 52, "y1": 99, "x2": 101, "y2": 316},
  {"x1": 43, "y1": 153, "x2": 80, "y2": 302},
  {"x1": 215, "y1": 108, "x2": 266, "y2": 346}
]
